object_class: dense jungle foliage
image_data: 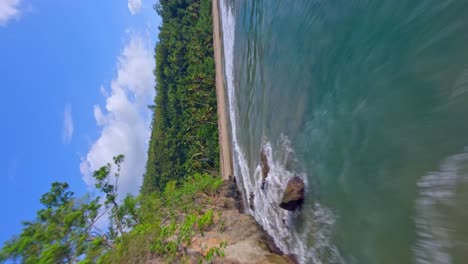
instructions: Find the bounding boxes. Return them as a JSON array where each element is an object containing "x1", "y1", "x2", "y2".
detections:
[{"x1": 141, "y1": 0, "x2": 219, "y2": 194}]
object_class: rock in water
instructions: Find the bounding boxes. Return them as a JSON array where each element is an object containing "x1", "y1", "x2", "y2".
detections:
[
  {"x1": 260, "y1": 149, "x2": 270, "y2": 189},
  {"x1": 249, "y1": 192, "x2": 255, "y2": 211},
  {"x1": 280, "y1": 177, "x2": 305, "y2": 211}
]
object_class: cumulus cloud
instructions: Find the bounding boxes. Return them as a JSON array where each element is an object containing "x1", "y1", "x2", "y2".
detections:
[
  {"x1": 62, "y1": 104, "x2": 74, "y2": 145},
  {"x1": 80, "y1": 34, "x2": 155, "y2": 196},
  {"x1": 128, "y1": 0, "x2": 142, "y2": 15},
  {"x1": 0, "y1": 0, "x2": 21, "y2": 26}
]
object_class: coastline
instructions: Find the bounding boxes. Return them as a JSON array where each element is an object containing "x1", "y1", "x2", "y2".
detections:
[
  {"x1": 212, "y1": 0, "x2": 233, "y2": 180},
  {"x1": 210, "y1": 3, "x2": 297, "y2": 263}
]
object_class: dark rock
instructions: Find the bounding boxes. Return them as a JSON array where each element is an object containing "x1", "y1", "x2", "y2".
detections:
[
  {"x1": 279, "y1": 177, "x2": 305, "y2": 211},
  {"x1": 260, "y1": 149, "x2": 270, "y2": 179},
  {"x1": 249, "y1": 192, "x2": 255, "y2": 211},
  {"x1": 225, "y1": 180, "x2": 239, "y2": 199},
  {"x1": 260, "y1": 149, "x2": 270, "y2": 189},
  {"x1": 218, "y1": 177, "x2": 244, "y2": 212}
]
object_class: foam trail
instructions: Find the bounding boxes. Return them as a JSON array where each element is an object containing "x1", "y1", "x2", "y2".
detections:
[{"x1": 414, "y1": 147, "x2": 468, "y2": 264}]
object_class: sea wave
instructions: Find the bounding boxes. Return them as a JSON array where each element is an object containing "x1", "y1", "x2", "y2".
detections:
[
  {"x1": 220, "y1": 1, "x2": 342, "y2": 263},
  {"x1": 414, "y1": 147, "x2": 468, "y2": 264}
]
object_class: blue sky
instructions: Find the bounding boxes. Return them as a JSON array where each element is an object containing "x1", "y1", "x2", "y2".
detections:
[{"x1": 0, "y1": 0, "x2": 160, "y2": 246}]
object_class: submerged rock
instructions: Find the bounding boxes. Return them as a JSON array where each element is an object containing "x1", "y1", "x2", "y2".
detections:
[
  {"x1": 260, "y1": 149, "x2": 270, "y2": 179},
  {"x1": 260, "y1": 149, "x2": 270, "y2": 189},
  {"x1": 279, "y1": 177, "x2": 305, "y2": 211},
  {"x1": 249, "y1": 192, "x2": 255, "y2": 211}
]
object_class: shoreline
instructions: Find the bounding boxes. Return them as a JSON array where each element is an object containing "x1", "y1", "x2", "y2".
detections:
[
  {"x1": 210, "y1": 3, "x2": 298, "y2": 263},
  {"x1": 212, "y1": 0, "x2": 233, "y2": 180}
]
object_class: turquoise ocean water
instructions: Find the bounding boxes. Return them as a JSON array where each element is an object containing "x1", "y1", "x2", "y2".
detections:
[{"x1": 220, "y1": 1, "x2": 468, "y2": 263}]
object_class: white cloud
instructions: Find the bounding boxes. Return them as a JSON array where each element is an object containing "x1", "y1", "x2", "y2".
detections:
[
  {"x1": 62, "y1": 104, "x2": 74, "y2": 145},
  {"x1": 128, "y1": 0, "x2": 142, "y2": 15},
  {"x1": 0, "y1": 0, "x2": 21, "y2": 26},
  {"x1": 80, "y1": 34, "x2": 155, "y2": 196}
]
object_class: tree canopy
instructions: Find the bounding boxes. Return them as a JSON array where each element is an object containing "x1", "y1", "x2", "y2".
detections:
[{"x1": 141, "y1": 0, "x2": 219, "y2": 193}]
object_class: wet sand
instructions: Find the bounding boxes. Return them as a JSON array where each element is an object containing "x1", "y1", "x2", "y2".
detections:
[{"x1": 212, "y1": 0, "x2": 233, "y2": 180}]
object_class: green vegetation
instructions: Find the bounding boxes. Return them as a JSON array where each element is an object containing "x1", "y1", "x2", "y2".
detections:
[
  {"x1": 101, "y1": 173, "x2": 225, "y2": 263},
  {"x1": 1, "y1": 0, "x2": 222, "y2": 262},
  {"x1": 0, "y1": 156, "x2": 225, "y2": 263},
  {"x1": 142, "y1": 0, "x2": 219, "y2": 193}
]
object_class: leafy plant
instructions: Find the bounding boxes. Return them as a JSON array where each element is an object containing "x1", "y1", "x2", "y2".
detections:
[{"x1": 204, "y1": 241, "x2": 227, "y2": 263}]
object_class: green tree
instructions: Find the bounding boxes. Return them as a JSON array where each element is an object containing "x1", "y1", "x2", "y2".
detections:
[{"x1": 0, "y1": 155, "x2": 134, "y2": 264}]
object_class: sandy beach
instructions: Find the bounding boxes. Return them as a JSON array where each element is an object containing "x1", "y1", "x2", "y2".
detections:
[{"x1": 212, "y1": 0, "x2": 233, "y2": 180}]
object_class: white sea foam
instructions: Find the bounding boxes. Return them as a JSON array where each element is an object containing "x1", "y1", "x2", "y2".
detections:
[
  {"x1": 219, "y1": 3, "x2": 341, "y2": 263},
  {"x1": 414, "y1": 148, "x2": 468, "y2": 264}
]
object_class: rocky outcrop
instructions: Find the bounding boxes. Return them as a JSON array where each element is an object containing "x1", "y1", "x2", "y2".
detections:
[
  {"x1": 260, "y1": 149, "x2": 270, "y2": 190},
  {"x1": 187, "y1": 179, "x2": 296, "y2": 264},
  {"x1": 279, "y1": 177, "x2": 305, "y2": 211}
]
